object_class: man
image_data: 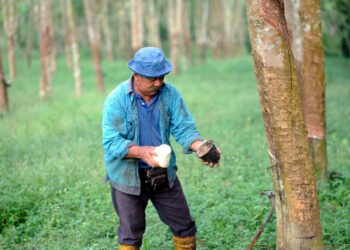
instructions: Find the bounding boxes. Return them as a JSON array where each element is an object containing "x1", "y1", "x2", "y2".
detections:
[{"x1": 102, "y1": 47, "x2": 220, "y2": 250}]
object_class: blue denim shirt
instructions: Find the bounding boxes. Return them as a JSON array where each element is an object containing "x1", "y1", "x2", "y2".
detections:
[{"x1": 102, "y1": 78, "x2": 202, "y2": 195}]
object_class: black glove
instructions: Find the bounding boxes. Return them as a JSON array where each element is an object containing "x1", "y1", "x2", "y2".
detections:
[{"x1": 196, "y1": 140, "x2": 221, "y2": 164}]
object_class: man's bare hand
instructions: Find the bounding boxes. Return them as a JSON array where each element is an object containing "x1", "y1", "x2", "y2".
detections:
[
  {"x1": 139, "y1": 146, "x2": 160, "y2": 167},
  {"x1": 126, "y1": 145, "x2": 160, "y2": 167}
]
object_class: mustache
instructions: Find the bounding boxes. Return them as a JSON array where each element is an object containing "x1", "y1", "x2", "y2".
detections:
[{"x1": 149, "y1": 86, "x2": 161, "y2": 92}]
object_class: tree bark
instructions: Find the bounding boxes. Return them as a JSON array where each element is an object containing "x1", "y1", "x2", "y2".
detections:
[
  {"x1": 24, "y1": 1, "x2": 33, "y2": 67},
  {"x1": 0, "y1": 50, "x2": 9, "y2": 113},
  {"x1": 100, "y1": 0, "x2": 114, "y2": 61},
  {"x1": 208, "y1": 0, "x2": 225, "y2": 59},
  {"x1": 39, "y1": 0, "x2": 51, "y2": 99},
  {"x1": 195, "y1": 0, "x2": 209, "y2": 62},
  {"x1": 130, "y1": 0, "x2": 144, "y2": 53},
  {"x1": 181, "y1": 0, "x2": 192, "y2": 70},
  {"x1": 116, "y1": 0, "x2": 132, "y2": 60},
  {"x1": 66, "y1": 0, "x2": 82, "y2": 97},
  {"x1": 60, "y1": 0, "x2": 72, "y2": 70},
  {"x1": 83, "y1": 0, "x2": 105, "y2": 93},
  {"x1": 246, "y1": 0, "x2": 324, "y2": 249},
  {"x1": 167, "y1": 0, "x2": 182, "y2": 75},
  {"x1": 222, "y1": 0, "x2": 246, "y2": 57},
  {"x1": 47, "y1": 0, "x2": 56, "y2": 75},
  {"x1": 233, "y1": 0, "x2": 246, "y2": 56},
  {"x1": 284, "y1": 0, "x2": 327, "y2": 181},
  {"x1": 145, "y1": 0, "x2": 162, "y2": 48},
  {"x1": 1, "y1": 0, "x2": 17, "y2": 79}
]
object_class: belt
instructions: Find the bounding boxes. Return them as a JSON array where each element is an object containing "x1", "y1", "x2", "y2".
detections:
[{"x1": 139, "y1": 167, "x2": 168, "y2": 189}]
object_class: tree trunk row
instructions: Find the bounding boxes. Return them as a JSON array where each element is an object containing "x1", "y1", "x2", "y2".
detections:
[
  {"x1": 246, "y1": 0, "x2": 325, "y2": 249},
  {"x1": 0, "y1": 51, "x2": 9, "y2": 112},
  {"x1": 2, "y1": 0, "x2": 17, "y2": 79},
  {"x1": 83, "y1": 0, "x2": 105, "y2": 93},
  {"x1": 285, "y1": 0, "x2": 327, "y2": 180}
]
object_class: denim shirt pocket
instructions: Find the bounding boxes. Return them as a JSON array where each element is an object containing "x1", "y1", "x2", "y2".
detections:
[
  {"x1": 115, "y1": 116, "x2": 135, "y2": 141},
  {"x1": 125, "y1": 118, "x2": 136, "y2": 140}
]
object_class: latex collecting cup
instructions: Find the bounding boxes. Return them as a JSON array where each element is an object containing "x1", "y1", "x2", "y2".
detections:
[{"x1": 153, "y1": 144, "x2": 171, "y2": 168}]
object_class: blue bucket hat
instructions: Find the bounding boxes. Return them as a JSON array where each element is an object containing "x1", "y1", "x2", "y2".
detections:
[{"x1": 128, "y1": 47, "x2": 172, "y2": 78}]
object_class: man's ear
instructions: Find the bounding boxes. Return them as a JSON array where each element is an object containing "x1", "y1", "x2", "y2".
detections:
[{"x1": 134, "y1": 73, "x2": 140, "y2": 81}]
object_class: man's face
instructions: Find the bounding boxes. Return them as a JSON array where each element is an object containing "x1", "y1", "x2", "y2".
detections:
[{"x1": 133, "y1": 74, "x2": 165, "y2": 97}]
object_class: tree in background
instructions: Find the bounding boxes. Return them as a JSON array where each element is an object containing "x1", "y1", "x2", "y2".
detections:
[
  {"x1": 285, "y1": 0, "x2": 327, "y2": 181},
  {"x1": 59, "y1": 0, "x2": 72, "y2": 70},
  {"x1": 145, "y1": 0, "x2": 162, "y2": 49},
  {"x1": 208, "y1": 0, "x2": 225, "y2": 59},
  {"x1": 322, "y1": 0, "x2": 350, "y2": 57},
  {"x1": 99, "y1": 0, "x2": 114, "y2": 61},
  {"x1": 23, "y1": 0, "x2": 34, "y2": 67},
  {"x1": 180, "y1": 0, "x2": 193, "y2": 70},
  {"x1": 195, "y1": 0, "x2": 209, "y2": 62},
  {"x1": 222, "y1": 0, "x2": 246, "y2": 57},
  {"x1": 130, "y1": 0, "x2": 144, "y2": 53},
  {"x1": 83, "y1": 0, "x2": 104, "y2": 93},
  {"x1": 47, "y1": 0, "x2": 56, "y2": 75},
  {"x1": 66, "y1": 0, "x2": 82, "y2": 98},
  {"x1": 246, "y1": 0, "x2": 324, "y2": 249},
  {"x1": 39, "y1": 0, "x2": 52, "y2": 99},
  {"x1": 2, "y1": 0, "x2": 17, "y2": 79},
  {"x1": 208, "y1": 0, "x2": 246, "y2": 59},
  {"x1": 167, "y1": 0, "x2": 182, "y2": 75},
  {"x1": 0, "y1": 0, "x2": 346, "y2": 100},
  {"x1": 0, "y1": 50, "x2": 9, "y2": 112},
  {"x1": 116, "y1": 0, "x2": 132, "y2": 60}
]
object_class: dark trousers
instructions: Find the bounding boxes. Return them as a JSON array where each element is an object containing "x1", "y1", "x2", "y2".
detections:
[{"x1": 110, "y1": 170, "x2": 196, "y2": 247}]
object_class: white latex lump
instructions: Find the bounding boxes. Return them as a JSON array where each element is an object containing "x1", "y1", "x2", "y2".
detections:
[{"x1": 153, "y1": 144, "x2": 171, "y2": 168}]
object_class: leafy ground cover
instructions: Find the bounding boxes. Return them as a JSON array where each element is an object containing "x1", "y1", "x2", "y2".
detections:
[{"x1": 0, "y1": 56, "x2": 349, "y2": 249}]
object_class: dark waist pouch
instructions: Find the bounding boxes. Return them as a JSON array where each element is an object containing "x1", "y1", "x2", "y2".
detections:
[{"x1": 141, "y1": 168, "x2": 168, "y2": 190}]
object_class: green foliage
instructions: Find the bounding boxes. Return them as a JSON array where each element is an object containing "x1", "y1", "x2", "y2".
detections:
[
  {"x1": 0, "y1": 56, "x2": 349, "y2": 249},
  {"x1": 322, "y1": 0, "x2": 350, "y2": 57}
]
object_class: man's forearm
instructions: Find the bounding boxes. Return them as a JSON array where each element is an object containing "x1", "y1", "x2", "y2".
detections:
[
  {"x1": 125, "y1": 145, "x2": 160, "y2": 167},
  {"x1": 125, "y1": 145, "x2": 143, "y2": 159}
]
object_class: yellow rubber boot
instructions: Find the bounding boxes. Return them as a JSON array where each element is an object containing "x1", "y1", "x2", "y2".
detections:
[
  {"x1": 119, "y1": 244, "x2": 139, "y2": 250},
  {"x1": 173, "y1": 235, "x2": 196, "y2": 250}
]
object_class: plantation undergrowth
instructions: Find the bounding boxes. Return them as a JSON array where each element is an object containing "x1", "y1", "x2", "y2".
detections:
[{"x1": 0, "y1": 56, "x2": 349, "y2": 249}]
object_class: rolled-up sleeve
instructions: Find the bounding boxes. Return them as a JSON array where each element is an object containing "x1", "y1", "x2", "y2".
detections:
[{"x1": 102, "y1": 97, "x2": 134, "y2": 159}]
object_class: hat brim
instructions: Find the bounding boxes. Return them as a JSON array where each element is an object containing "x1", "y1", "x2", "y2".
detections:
[{"x1": 127, "y1": 59, "x2": 172, "y2": 78}]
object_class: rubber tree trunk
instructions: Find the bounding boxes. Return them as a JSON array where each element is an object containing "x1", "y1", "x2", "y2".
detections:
[
  {"x1": 246, "y1": 0, "x2": 324, "y2": 249},
  {"x1": 0, "y1": 51, "x2": 9, "y2": 113},
  {"x1": 167, "y1": 0, "x2": 183, "y2": 75},
  {"x1": 130, "y1": 0, "x2": 144, "y2": 53},
  {"x1": 195, "y1": 0, "x2": 209, "y2": 62},
  {"x1": 284, "y1": 0, "x2": 327, "y2": 181},
  {"x1": 66, "y1": 0, "x2": 82, "y2": 97},
  {"x1": 39, "y1": 0, "x2": 51, "y2": 99},
  {"x1": 181, "y1": 0, "x2": 192, "y2": 71},
  {"x1": 60, "y1": 0, "x2": 72, "y2": 70},
  {"x1": 24, "y1": 1, "x2": 34, "y2": 67},
  {"x1": 116, "y1": 0, "x2": 132, "y2": 60},
  {"x1": 47, "y1": 0, "x2": 56, "y2": 75},
  {"x1": 145, "y1": 0, "x2": 162, "y2": 49},
  {"x1": 1, "y1": 0, "x2": 17, "y2": 79},
  {"x1": 83, "y1": 0, "x2": 105, "y2": 93},
  {"x1": 100, "y1": 0, "x2": 114, "y2": 61},
  {"x1": 208, "y1": 0, "x2": 225, "y2": 59},
  {"x1": 222, "y1": 0, "x2": 246, "y2": 58}
]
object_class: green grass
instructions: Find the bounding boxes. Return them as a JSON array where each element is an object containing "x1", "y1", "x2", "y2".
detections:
[{"x1": 0, "y1": 55, "x2": 349, "y2": 249}]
